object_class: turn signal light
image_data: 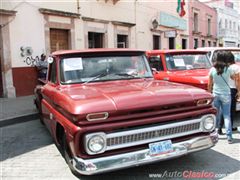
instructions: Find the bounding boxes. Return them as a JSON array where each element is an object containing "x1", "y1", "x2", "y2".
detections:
[
  {"x1": 196, "y1": 99, "x2": 212, "y2": 106},
  {"x1": 86, "y1": 112, "x2": 109, "y2": 121}
]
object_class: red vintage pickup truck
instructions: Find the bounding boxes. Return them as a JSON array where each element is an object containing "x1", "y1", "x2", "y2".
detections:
[
  {"x1": 146, "y1": 49, "x2": 211, "y2": 90},
  {"x1": 34, "y1": 49, "x2": 218, "y2": 176}
]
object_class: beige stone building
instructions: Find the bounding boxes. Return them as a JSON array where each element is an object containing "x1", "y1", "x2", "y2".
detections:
[{"x1": 0, "y1": 0, "x2": 189, "y2": 97}]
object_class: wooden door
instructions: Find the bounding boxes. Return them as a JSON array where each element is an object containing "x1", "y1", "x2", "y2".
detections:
[{"x1": 50, "y1": 29, "x2": 69, "y2": 53}]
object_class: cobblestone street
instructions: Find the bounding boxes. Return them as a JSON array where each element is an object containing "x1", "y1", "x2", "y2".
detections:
[{"x1": 1, "y1": 116, "x2": 240, "y2": 180}]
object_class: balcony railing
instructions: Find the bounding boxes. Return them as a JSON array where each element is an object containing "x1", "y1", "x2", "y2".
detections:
[{"x1": 218, "y1": 28, "x2": 238, "y2": 39}]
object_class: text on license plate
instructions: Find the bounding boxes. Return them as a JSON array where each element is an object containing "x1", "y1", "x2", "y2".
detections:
[{"x1": 149, "y1": 140, "x2": 173, "y2": 156}]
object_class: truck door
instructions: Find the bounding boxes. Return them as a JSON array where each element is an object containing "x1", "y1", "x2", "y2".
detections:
[{"x1": 41, "y1": 59, "x2": 58, "y2": 132}]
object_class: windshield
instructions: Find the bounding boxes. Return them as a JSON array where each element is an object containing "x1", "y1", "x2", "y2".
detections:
[
  {"x1": 165, "y1": 53, "x2": 211, "y2": 70},
  {"x1": 60, "y1": 54, "x2": 152, "y2": 84}
]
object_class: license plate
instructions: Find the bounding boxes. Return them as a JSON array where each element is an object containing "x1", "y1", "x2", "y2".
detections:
[{"x1": 149, "y1": 140, "x2": 173, "y2": 156}]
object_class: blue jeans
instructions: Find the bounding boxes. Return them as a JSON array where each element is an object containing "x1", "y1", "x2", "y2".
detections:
[{"x1": 213, "y1": 94, "x2": 232, "y2": 138}]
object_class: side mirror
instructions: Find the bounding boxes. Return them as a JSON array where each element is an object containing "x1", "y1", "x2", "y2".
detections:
[{"x1": 47, "y1": 57, "x2": 54, "y2": 64}]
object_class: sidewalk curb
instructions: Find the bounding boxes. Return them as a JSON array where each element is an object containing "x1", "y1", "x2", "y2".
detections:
[{"x1": 0, "y1": 113, "x2": 39, "y2": 127}]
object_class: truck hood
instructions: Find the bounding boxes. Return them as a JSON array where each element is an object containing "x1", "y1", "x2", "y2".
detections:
[
  {"x1": 168, "y1": 69, "x2": 210, "y2": 84},
  {"x1": 54, "y1": 79, "x2": 211, "y2": 115}
]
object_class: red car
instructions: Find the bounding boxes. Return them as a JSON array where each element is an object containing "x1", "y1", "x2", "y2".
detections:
[
  {"x1": 146, "y1": 49, "x2": 211, "y2": 90},
  {"x1": 147, "y1": 49, "x2": 240, "y2": 111},
  {"x1": 34, "y1": 49, "x2": 217, "y2": 176}
]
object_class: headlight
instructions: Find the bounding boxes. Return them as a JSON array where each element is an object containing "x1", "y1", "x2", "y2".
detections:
[
  {"x1": 202, "y1": 115, "x2": 216, "y2": 131},
  {"x1": 85, "y1": 133, "x2": 106, "y2": 155}
]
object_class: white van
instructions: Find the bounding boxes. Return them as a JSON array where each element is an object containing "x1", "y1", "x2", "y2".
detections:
[{"x1": 197, "y1": 47, "x2": 240, "y2": 64}]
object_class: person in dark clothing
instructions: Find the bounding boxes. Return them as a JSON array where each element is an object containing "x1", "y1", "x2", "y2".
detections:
[{"x1": 36, "y1": 54, "x2": 48, "y2": 79}]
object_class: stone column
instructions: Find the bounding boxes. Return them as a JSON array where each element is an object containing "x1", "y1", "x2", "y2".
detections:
[{"x1": 0, "y1": 10, "x2": 17, "y2": 97}]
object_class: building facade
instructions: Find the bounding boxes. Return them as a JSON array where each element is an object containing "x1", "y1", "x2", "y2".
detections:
[
  {"x1": 188, "y1": 0, "x2": 218, "y2": 49},
  {"x1": 201, "y1": 0, "x2": 240, "y2": 47},
  {"x1": 0, "y1": 0, "x2": 190, "y2": 97}
]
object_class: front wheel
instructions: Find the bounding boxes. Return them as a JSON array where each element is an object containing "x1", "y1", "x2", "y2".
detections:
[
  {"x1": 34, "y1": 98, "x2": 44, "y2": 125},
  {"x1": 61, "y1": 134, "x2": 82, "y2": 178}
]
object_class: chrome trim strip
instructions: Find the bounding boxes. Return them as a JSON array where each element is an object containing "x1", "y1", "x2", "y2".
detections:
[{"x1": 73, "y1": 131, "x2": 218, "y2": 175}]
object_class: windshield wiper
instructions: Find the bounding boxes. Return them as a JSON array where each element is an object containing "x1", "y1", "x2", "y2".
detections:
[
  {"x1": 83, "y1": 71, "x2": 108, "y2": 84},
  {"x1": 114, "y1": 73, "x2": 137, "y2": 78},
  {"x1": 83, "y1": 71, "x2": 139, "y2": 84}
]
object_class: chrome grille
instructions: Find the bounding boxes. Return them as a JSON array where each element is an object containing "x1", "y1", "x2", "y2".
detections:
[
  {"x1": 105, "y1": 118, "x2": 203, "y2": 151},
  {"x1": 107, "y1": 122, "x2": 200, "y2": 146}
]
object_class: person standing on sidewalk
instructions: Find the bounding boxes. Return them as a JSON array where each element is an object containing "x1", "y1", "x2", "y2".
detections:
[
  {"x1": 218, "y1": 52, "x2": 240, "y2": 134},
  {"x1": 208, "y1": 51, "x2": 235, "y2": 144},
  {"x1": 36, "y1": 54, "x2": 48, "y2": 80}
]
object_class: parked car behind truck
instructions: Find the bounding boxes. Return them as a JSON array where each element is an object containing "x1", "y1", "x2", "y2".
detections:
[
  {"x1": 146, "y1": 49, "x2": 211, "y2": 90},
  {"x1": 147, "y1": 49, "x2": 240, "y2": 111},
  {"x1": 34, "y1": 49, "x2": 218, "y2": 176},
  {"x1": 197, "y1": 47, "x2": 240, "y2": 66}
]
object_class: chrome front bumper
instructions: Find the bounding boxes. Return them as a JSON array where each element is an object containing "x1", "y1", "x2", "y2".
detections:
[{"x1": 73, "y1": 131, "x2": 218, "y2": 175}]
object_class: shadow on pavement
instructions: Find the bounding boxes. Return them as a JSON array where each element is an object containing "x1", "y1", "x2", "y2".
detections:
[
  {"x1": 1, "y1": 118, "x2": 240, "y2": 180},
  {"x1": 0, "y1": 120, "x2": 53, "y2": 161}
]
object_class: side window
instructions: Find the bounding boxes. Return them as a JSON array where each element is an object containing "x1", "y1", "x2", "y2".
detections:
[
  {"x1": 149, "y1": 56, "x2": 164, "y2": 71},
  {"x1": 48, "y1": 59, "x2": 57, "y2": 83}
]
